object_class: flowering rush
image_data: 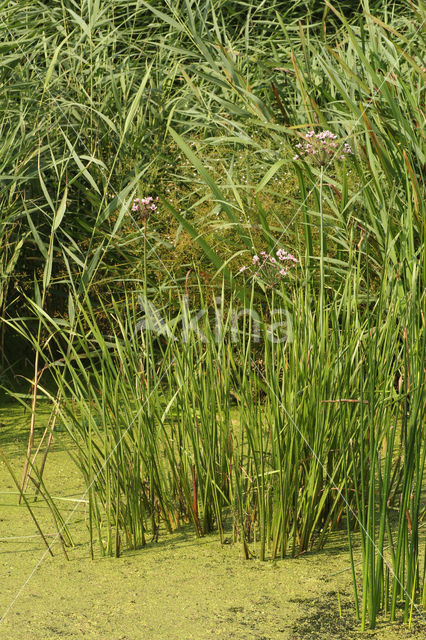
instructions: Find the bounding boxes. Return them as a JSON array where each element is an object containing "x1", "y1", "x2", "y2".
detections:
[
  {"x1": 293, "y1": 130, "x2": 353, "y2": 165},
  {"x1": 132, "y1": 196, "x2": 159, "y2": 221},
  {"x1": 239, "y1": 249, "x2": 298, "y2": 288}
]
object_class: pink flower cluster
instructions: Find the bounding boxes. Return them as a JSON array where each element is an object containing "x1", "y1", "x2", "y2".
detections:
[
  {"x1": 293, "y1": 130, "x2": 353, "y2": 165},
  {"x1": 132, "y1": 196, "x2": 159, "y2": 220},
  {"x1": 239, "y1": 249, "x2": 298, "y2": 288}
]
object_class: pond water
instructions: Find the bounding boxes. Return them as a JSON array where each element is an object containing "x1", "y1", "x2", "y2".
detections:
[{"x1": 0, "y1": 401, "x2": 424, "y2": 639}]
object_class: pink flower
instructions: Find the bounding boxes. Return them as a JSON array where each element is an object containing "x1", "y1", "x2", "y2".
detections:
[
  {"x1": 293, "y1": 130, "x2": 353, "y2": 165},
  {"x1": 240, "y1": 249, "x2": 298, "y2": 283},
  {"x1": 132, "y1": 195, "x2": 158, "y2": 220}
]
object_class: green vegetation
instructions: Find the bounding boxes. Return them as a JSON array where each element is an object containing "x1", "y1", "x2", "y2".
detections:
[
  {"x1": 1, "y1": 404, "x2": 424, "y2": 639},
  {"x1": 0, "y1": 0, "x2": 424, "y2": 635}
]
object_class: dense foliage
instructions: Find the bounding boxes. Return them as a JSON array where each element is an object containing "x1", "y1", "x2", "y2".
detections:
[{"x1": 0, "y1": 0, "x2": 424, "y2": 631}]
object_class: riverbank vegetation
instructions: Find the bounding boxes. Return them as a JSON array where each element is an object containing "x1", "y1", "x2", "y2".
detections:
[{"x1": 0, "y1": 0, "x2": 424, "y2": 633}]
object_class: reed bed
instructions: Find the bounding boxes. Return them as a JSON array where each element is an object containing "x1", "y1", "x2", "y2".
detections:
[
  {"x1": 1, "y1": 0, "x2": 424, "y2": 631},
  {"x1": 19, "y1": 254, "x2": 424, "y2": 628}
]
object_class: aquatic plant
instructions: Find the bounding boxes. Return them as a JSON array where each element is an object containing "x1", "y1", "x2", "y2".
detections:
[
  {"x1": 132, "y1": 196, "x2": 159, "y2": 221},
  {"x1": 293, "y1": 130, "x2": 353, "y2": 165},
  {"x1": 1, "y1": 0, "x2": 424, "y2": 633},
  {"x1": 238, "y1": 249, "x2": 299, "y2": 288},
  {"x1": 17, "y1": 253, "x2": 424, "y2": 631}
]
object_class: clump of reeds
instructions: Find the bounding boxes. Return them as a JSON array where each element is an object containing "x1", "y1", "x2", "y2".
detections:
[{"x1": 1, "y1": 0, "x2": 424, "y2": 632}]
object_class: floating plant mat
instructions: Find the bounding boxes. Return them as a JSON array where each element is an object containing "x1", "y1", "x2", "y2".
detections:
[{"x1": 0, "y1": 402, "x2": 424, "y2": 639}]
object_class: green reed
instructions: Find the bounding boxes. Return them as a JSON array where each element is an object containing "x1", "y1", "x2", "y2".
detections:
[
  {"x1": 1, "y1": 0, "x2": 424, "y2": 632},
  {"x1": 9, "y1": 233, "x2": 424, "y2": 628}
]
